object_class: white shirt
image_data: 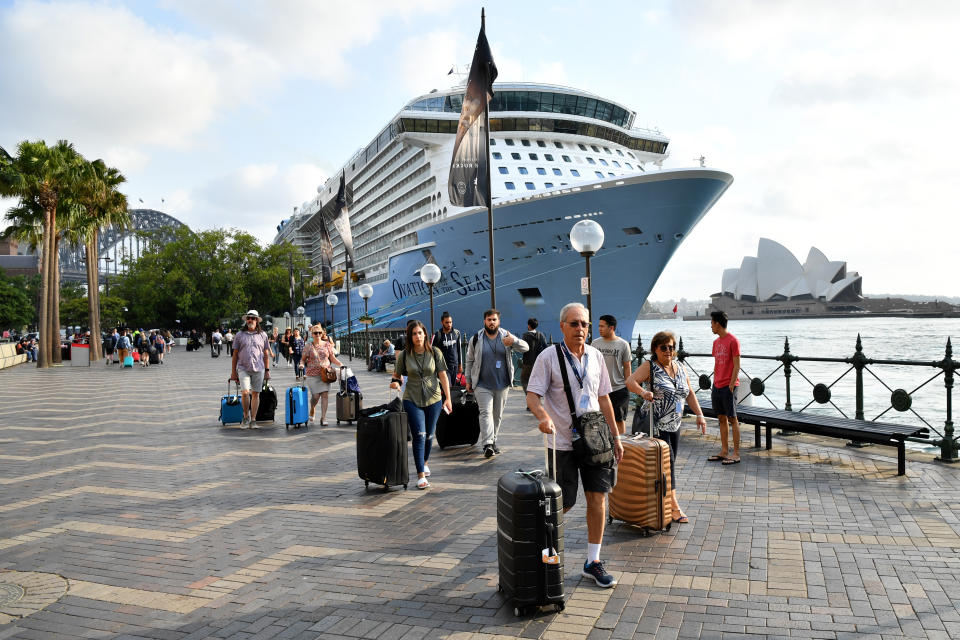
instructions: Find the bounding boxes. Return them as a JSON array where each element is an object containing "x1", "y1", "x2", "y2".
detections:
[{"x1": 526, "y1": 343, "x2": 612, "y2": 451}]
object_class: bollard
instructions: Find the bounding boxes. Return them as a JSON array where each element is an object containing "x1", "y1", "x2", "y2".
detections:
[{"x1": 847, "y1": 334, "x2": 870, "y2": 448}]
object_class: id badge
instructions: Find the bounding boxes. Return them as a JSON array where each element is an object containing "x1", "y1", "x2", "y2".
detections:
[
  {"x1": 495, "y1": 360, "x2": 502, "y2": 369},
  {"x1": 577, "y1": 391, "x2": 591, "y2": 412}
]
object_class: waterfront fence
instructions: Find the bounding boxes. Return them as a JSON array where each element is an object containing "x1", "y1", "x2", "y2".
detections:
[{"x1": 633, "y1": 333, "x2": 958, "y2": 463}]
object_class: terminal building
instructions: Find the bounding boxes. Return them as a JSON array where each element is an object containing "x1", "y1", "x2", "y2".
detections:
[{"x1": 707, "y1": 238, "x2": 864, "y2": 318}]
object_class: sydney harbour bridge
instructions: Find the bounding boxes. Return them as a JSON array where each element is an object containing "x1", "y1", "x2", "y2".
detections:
[{"x1": 58, "y1": 209, "x2": 188, "y2": 284}]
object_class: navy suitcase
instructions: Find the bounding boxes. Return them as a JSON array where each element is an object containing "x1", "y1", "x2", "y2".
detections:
[
  {"x1": 285, "y1": 385, "x2": 309, "y2": 429},
  {"x1": 356, "y1": 397, "x2": 409, "y2": 490},
  {"x1": 497, "y1": 467, "x2": 565, "y2": 616},
  {"x1": 220, "y1": 382, "x2": 244, "y2": 426}
]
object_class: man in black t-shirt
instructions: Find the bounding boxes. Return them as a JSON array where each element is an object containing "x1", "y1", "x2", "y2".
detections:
[
  {"x1": 433, "y1": 311, "x2": 462, "y2": 385},
  {"x1": 520, "y1": 317, "x2": 547, "y2": 395}
]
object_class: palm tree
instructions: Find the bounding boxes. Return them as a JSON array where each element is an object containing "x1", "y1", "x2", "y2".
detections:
[
  {"x1": 74, "y1": 159, "x2": 128, "y2": 361},
  {"x1": 0, "y1": 140, "x2": 87, "y2": 368}
]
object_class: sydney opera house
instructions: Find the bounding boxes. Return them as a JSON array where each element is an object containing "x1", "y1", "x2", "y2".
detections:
[{"x1": 707, "y1": 238, "x2": 864, "y2": 317}]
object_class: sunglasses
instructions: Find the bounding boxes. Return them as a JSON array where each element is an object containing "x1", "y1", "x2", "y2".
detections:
[
  {"x1": 565, "y1": 320, "x2": 590, "y2": 328},
  {"x1": 312, "y1": 332, "x2": 322, "y2": 335},
  {"x1": 658, "y1": 344, "x2": 676, "y2": 352}
]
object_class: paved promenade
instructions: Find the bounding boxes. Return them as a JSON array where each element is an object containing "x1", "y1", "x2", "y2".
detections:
[{"x1": 1, "y1": 347, "x2": 959, "y2": 639}]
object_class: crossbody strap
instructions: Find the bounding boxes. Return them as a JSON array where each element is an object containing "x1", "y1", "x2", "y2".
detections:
[{"x1": 555, "y1": 345, "x2": 578, "y2": 422}]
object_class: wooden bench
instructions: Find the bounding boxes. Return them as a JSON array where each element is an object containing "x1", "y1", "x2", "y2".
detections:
[{"x1": 689, "y1": 398, "x2": 929, "y2": 476}]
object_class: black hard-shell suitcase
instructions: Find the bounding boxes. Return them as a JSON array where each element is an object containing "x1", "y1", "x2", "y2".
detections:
[
  {"x1": 435, "y1": 387, "x2": 480, "y2": 449},
  {"x1": 148, "y1": 349, "x2": 160, "y2": 365},
  {"x1": 497, "y1": 468, "x2": 565, "y2": 616},
  {"x1": 356, "y1": 397, "x2": 409, "y2": 490}
]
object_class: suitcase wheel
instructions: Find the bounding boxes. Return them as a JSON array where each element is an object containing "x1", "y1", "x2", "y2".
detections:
[
  {"x1": 555, "y1": 603, "x2": 564, "y2": 613},
  {"x1": 607, "y1": 515, "x2": 613, "y2": 524},
  {"x1": 364, "y1": 481, "x2": 369, "y2": 489},
  {"x1": 403, "y1": 484, "x2": 408, "y2": 490},
  {"x1": 336, "y1": 419, "x2": 340, "y2": 424},
  {"x1": 514, "y1": 606, "x2": 524, "y2": 617}
]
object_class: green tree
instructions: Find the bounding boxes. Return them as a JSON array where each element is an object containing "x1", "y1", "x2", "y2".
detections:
[
  {"x1": 0, "y1": 140, "x2": 88, "y2": 367},
  {"x1": 113, "y1": 228, "x2": 307, "y2": 330},
  {"x1": 70, "y1": 158, "x2": 129, "y2": 361},
  {"x1": 0, "y1": 268, "x2": 33, "y2": 331}
]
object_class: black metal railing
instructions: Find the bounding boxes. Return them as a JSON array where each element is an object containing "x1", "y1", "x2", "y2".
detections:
[{"x1": 631, "y1": 333, "x2": 958, "y2": 463}]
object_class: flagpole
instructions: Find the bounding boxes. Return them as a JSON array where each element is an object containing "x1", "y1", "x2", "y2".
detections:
[
  {"x1": 346, "y1": 266, "x2": 352, "y2": 361},
  {"x1": 482, "y1": 8, "x2": 496, "y2": 309}
]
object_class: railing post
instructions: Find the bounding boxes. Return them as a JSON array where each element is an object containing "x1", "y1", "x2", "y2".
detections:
[
  {"x1": 783, "y1": 336, "x2": 793, "y2": 412},
  {"x1": 847, "y1": 334, "x2": 869, "y2": 447},
  {"x1": 937, "y1": 337, "x2": 958, "y2": 464}
]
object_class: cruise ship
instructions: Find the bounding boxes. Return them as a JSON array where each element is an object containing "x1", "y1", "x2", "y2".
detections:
[{"x1": 274, "y1": 82, "x2": 733, "y2": 335}]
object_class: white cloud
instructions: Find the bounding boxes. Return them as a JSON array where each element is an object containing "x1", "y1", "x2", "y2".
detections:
[
  {"x1": 178, "y1": 162, "x2": 327, "y2": 241},
  {"x1": 397, "y1": 30, "x2": 464, "y2": 94}
]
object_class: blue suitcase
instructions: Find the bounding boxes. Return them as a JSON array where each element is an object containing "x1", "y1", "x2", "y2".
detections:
[
  {"x1": 286, "y1": 385, "x2": 309, "y2": 429},
  {"x1": 220, "y1": 381, "x2": 244, "y2": 426},
  {"x1": 122, "y1": 355, "x2": 134, "y2": 368}
]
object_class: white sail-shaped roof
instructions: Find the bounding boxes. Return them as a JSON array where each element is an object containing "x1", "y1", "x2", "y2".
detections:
[
  {"x1": 735, "y1": 256, "x2": 758, "y2": 299},
  {"x1": 719, "y1": 239, "x2": 861, "y2": 303}
]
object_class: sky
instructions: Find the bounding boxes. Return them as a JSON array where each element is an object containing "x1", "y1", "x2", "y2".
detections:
[{"x1": 2, "y1": 0, "x2": 959, "y2": 299}]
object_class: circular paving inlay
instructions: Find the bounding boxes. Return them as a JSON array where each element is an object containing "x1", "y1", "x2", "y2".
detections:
[
  {"x1": 0, "y1": 583, "x2": 24, "y2": 606},
  {"x1": 0, "y1": 571, "x2": 68, "y2": 623}
]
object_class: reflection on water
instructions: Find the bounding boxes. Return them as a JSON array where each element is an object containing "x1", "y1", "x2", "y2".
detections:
[{"x1": 630, "y1": 317, "x2": 960, "y2": 452}]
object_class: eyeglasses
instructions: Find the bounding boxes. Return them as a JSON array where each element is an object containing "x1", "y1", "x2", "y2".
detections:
[
  {"x1": 565, "y1": 320, "x2": 590, "y2": 328},
  {"x1": 658, "y1": 344, "x2": 676, "y2": 352}
]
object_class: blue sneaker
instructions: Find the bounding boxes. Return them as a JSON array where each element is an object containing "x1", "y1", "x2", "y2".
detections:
[{"x1": 582, "y1": 560, "x2": 617, "y2": 588}]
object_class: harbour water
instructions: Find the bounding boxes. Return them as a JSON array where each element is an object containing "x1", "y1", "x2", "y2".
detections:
[{"x1": 630, "y1": 316, "x2": 960, "y2": 452}]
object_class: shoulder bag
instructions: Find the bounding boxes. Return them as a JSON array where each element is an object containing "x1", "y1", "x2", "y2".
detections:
[
  {"x1": 555, "y1": 345, "x2": 615, "y2": 468},
  {"x1": 314, "y1": 344, "x2": 337, "y2": 383}
]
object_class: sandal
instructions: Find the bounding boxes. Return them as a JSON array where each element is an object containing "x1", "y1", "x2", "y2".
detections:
[
  {"x1": 416, "y1": 477, "x2": 430, "y2": 490},
  {"x1": 673, "y1": 515, "x2": 689, "y2": 524},
  {"x1": 722, "y1": 457, "x2": 741, "y2": 465},
  {"x1": 707, "y1": 455, "x2": 727, "y2": 462}
]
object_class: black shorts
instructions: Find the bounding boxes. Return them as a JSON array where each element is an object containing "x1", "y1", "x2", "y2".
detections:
[
  {"x1": 548, "y1": 449, "x2": 616, "y2": 510},
  {"x1": 711, "y1": 385, "x2": 738, "y2": 418},
  {"x1": 608, "y1": 387, "x2": 630, "y2": 422}
]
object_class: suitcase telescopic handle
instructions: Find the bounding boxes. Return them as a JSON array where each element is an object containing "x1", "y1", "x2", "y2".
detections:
[{"x1": 542, "y1": 429, "x2": 557, "y2": 483}]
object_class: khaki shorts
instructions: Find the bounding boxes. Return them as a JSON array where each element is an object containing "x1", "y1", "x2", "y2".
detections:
[{"x1": 238, "y1": 369, "x2": 264, "y2": 393}]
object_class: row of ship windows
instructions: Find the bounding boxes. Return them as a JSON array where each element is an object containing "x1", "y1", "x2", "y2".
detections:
[
  {"x1": 494, "y1": 157, "x2": 632, "y2": 170},
  {"x1": 503, "y1": 173, "x2": 613, "y2": 191},
  {"x1": 396, "y1": 117, "x2": 668, "y2": 155},
  {"x1": 493, "y1": 137, "x2": 633, "y2": 158}
]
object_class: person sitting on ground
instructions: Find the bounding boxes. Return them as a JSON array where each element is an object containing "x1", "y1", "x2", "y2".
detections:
[{"x1": 625, "y1": 330, "x2": 707, "y2": 524}]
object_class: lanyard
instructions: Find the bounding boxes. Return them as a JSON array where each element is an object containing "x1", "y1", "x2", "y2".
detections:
[{"x1": 560, "y1": 343, "x2": 588, "y2": 389}]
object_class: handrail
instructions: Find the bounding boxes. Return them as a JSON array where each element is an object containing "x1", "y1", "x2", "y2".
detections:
[{"x1": 630, "y1": 333, "x2": 957, "y2": 463}]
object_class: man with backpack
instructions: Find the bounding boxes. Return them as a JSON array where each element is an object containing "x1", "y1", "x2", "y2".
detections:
[
  {"x1": 520, "y1": 317, "x2": 547, "y2": 396},
  {"x1": 433, "y1": 311, "x2": 463, "y2": 386},
  {"x1": 465, "y1": 309, "x2": 529, "y2": 458},
  {"x1": 115, "y1": 329, "x2": 131, "y2": 366}
]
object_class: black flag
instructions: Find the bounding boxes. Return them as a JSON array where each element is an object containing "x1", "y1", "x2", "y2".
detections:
[
  {"x1": 448, "y1": 16, "x2": 498, "y2": 207},
  {"x1": 317, "y1": 216, "x2": 334, "y2": 283},
  {"x1": 330, "y1": 173, "x2": 355, "y2": 269}
]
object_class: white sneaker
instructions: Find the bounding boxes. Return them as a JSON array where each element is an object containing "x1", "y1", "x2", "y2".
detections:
[{"x1": 241, "y1": 417, "x2": 250, "y2": 429}]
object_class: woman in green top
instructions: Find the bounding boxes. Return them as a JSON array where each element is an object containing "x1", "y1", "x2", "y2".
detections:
[{"x1": 390, "y1": 320, "x2": 453, "y2": 489}]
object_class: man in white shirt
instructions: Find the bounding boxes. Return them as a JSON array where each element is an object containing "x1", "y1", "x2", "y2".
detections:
[{"x1": 526, "y1": 302, "x2": 623, "y2": 589}]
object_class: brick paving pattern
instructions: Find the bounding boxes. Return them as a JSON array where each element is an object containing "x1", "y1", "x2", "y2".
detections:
[{"x1": 1, "y1": 348, "x2": 959, "y2": 639}]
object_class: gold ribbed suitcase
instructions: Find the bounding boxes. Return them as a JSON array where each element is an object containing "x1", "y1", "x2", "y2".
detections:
[{"x1": 608, "y1": 435, "x2": 672, "y2": 535}]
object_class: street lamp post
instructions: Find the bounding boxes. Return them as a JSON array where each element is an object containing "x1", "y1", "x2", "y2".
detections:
[
  {"x1": 296, "y1": 306, "x2": 305, "y2": 333},
  {"x1": 358, "y1": 284, "x2": 373, "y2": 368},
  {"x1": 419, "y1": 263, "x2": 442, "y2": 338},
  {"x1": 102, "y1": 256, "x2": 114, "y2": 296},
  {"x1": 326, "y1": 293, "x2": 338, "y2": 349},
  {"x1": 569, "y1": 220, "x2": 605, "y2": 343}
]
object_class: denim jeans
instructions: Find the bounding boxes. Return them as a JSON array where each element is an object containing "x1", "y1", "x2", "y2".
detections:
[
  {"x1": 270, "y1": 343, "x2": 278, "y2": 364},
  {"x1": 403, "y1": 399, "x2": 442, "y2": 475}
]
